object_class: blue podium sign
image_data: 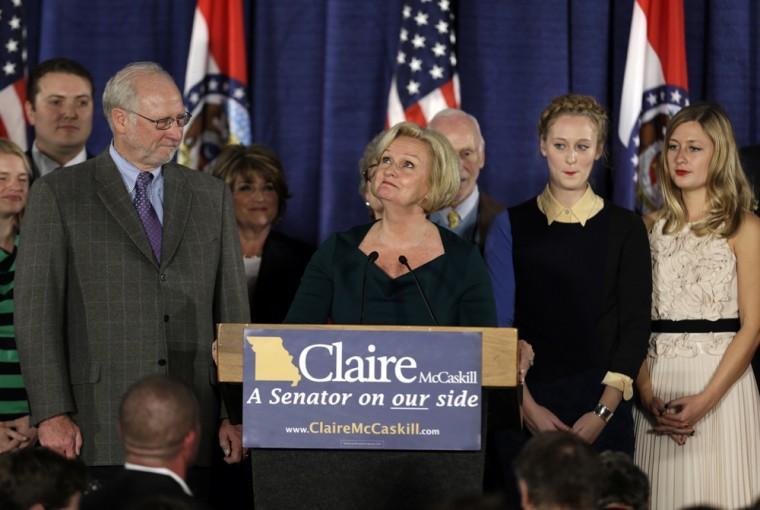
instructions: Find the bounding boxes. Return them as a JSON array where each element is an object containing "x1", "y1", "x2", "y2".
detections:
[{"x1": 242, "y1": 328, "x2": 482, "y2": 450}]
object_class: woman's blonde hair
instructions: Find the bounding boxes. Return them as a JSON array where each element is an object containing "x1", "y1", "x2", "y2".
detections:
[
  {"x1": 0, "y1": 138, "x2": 31, "y2": 175},
  {"x1": 373, "y1": 121, "x2": 459, "y2": 213},
  {"x1": 658, "y1": 102, "x2": 755, "y2": 238},
  {"x1": 537, "y1": 94, "x2": 608, "y2": 154},
  {"x1": 358, "y1": 130, "x2": 384, "y2": 197},
  {"x1": 0, "y1": 138, "x2": 31, "y2": 231}
]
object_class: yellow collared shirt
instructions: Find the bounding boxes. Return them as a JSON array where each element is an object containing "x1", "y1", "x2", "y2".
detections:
[{"x1": 537, "y1": 185, "x2": 604, "y2": 226}]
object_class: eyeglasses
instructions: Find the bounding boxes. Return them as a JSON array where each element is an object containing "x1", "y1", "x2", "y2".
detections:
[{"x1": 123, "y1": 108, "x2": 192, "y2": 130}]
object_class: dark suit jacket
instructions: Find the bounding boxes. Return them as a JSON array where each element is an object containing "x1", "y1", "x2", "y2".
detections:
[
  {"x1": 81, "y1": 468, "x2": 209, "y2": 510},
  {"x1": 475, "y1": 191, "x2": 506, "y2": 252},
  {"x1": 15, "y1": 151, "x2": 250, "y2": 466},
  {"x1": 26, "y1": 147, "x2": 95, "y2": 181},
  {"x1": 250, "y1": 230, "x2": 314, "y2": 323}
]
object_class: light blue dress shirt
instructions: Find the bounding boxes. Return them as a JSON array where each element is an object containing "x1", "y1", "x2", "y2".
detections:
[{"x1": 109, "y1": 143, "x2": 165, "y2": 224}]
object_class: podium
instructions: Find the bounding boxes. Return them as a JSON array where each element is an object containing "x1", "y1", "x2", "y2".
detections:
[{"x1": 217, "y1": 323, "x2": 519, "y2": 510}]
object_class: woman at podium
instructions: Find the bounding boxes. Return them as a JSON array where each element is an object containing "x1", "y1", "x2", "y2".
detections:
[
  {"x1": 250, "y1": 121, "x2": 497, "y2": 510},
  {"x1": 286, "y1": 121, "x2": 496, "y2": 328}
]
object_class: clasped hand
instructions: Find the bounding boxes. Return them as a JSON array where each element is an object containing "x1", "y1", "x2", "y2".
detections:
[
  {"x1": 522, "y1": 392, "x2": 606, "y2": 445},
  {"x1": 0, "y1": 415, "x2": 37, "y2": 453},
  {"x1": 643, "y1": 392, "x2": 711, "y2": 445}
]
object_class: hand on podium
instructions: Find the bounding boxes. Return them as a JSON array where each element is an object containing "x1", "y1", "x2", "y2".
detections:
[{"x1": 518, "y1": 340, "x2": 534, "y2": 384}]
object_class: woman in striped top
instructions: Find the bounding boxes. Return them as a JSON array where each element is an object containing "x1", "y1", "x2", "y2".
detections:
[{"x1": 0, "y1": 139, "x2": 35, "y2": 453}]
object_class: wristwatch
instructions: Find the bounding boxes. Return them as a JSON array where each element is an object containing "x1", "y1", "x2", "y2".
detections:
[{"x1": 593, "y1": 403, "x2": 614, "y2": 423}]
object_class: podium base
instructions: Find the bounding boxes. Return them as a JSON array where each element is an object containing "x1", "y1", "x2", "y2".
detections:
[{"x1": 251, "y1": 448, "x2": 484, "y2": 510}]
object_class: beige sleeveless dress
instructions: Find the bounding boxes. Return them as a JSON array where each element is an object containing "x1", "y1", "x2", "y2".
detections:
[{"x1": 634, "y1": 219, "x2": 760, "y2": 509}]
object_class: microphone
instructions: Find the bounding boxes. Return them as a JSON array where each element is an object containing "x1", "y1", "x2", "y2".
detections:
[
  {"x1": 398, "y1": 255, "x2": 439, "y2": 325},
  {"x1": 359, "y1": 251, "x2": 379, "y2": 324}
]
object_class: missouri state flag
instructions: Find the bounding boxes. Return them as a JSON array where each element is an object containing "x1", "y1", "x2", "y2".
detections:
[
  {"x1": 179, "y1": 0, "x2": 251, "y2": 171},
  {"x1": 616, "y1": 0, "x2": 689, "y2": 212},
  {"x1": 386, "y1": 0, "x2": 459, "y2": 128}
]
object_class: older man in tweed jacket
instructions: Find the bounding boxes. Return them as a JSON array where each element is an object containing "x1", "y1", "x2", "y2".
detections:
[{"x1": 14, "y1": 62, "x2": 250, "y2": 471}]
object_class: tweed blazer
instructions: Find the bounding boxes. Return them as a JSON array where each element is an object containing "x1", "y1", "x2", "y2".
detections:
[{"x1": 14, "y1": 151, "x2": 250, "y2": 466}]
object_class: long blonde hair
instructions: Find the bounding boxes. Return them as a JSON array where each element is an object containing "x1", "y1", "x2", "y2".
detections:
[{"x1": 658, "y1": 102, "x2": 754, "y2": 238}]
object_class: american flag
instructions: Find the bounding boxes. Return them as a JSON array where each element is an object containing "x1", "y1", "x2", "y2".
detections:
[
  {"x1": 0, "y1": 0, "x2": 28, "y2": 149},
  {"x1": 386, "y1": 0, "x2": 459, "y2": 128}
]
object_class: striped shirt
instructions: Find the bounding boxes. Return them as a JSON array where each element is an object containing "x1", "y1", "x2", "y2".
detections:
[{"x1": 0, "y1": 237, "x2": 30, "y2": 420}]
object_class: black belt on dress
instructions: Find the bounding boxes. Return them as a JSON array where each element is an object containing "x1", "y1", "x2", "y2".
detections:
[{"x1": 651, "y1": 318, "x2": 741, "y2": 333}]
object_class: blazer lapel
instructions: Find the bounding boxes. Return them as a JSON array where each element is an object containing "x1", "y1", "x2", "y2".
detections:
[
  {"x1": 95, "y1": 153, "x2": 159, "y2": 267},
  {"x1": 160, "y1": 164, "x2": 191, "y2": 269}
]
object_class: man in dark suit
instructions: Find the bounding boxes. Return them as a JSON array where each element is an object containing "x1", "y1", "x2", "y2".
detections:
[
  {"x1": 81, "y1": 375, "x2": 208, "y2": 509},
  {"x1": 24, "y1": 58, "x2": 95, "y2": 179},
  {"x1": 15, "y1": 62, "x2": 250, "y2": 474},
  {"x1": 428, "y1": 108, "x2": 505, "y2": 252}
]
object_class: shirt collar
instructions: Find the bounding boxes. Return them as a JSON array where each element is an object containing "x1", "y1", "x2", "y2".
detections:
[
  {"x1": 31, "y1": 143, "x2": 88, "y2": 176},
  {"x1": 456, "y1": 185, "x2": 479, "y2": 220},
  {"x1": 124, "y1": 462, "x2": 193, "y2": 496},
  {"x1": 440, "y1": 185, "x2": 479, "y2": 220},
  {"x1": 109, "y1": 143, "x2": 162, "y2": 194},
  {"x1": 537, "y1": 185, "x2": 603, "y2": 226}
]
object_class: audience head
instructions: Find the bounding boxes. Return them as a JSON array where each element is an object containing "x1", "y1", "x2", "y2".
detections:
[
  {"x1": 429, "y1": 109, "x2": 486, "y2": 207},
  {"x1": 0, "y1": 447, "x2": 86, "y2": 510},
  {"x1": 514, "y1": 431, "x2": 602, "y2": 510},
  {"x1": 372, "y1": 121, "x2": 459, "y2": 213},
  {"x1": 103, "y1": 62, "x2": 189, "y2": 169},
  {"x1": 658, "y1": 101, "x2": 754, "y2": 237},
  {"x1": 597, "y1": 451, "x2": 649, "y2": 510},
  {"x1": 0, "y1": 138, "x2": 32, "y2": 226},
  {"x1": 536, "y1": 94, "x2": 607, "y2": 199},
  {"x1": 24, "y1": 57, "x2": 94, "y2": 164},
  {"x1": 119, "y1": 374, "x2": 200, "y2": 468},
  {"x1": 211, "y1": 143, "x2": 291, "y2": 229},
  {"x1": 358, "y1": 130, "x2": 385, "y2": 219}
]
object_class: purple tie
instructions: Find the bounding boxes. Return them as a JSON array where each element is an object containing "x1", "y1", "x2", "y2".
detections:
[{"x1": 134, "y1": 172, "x2": 162, "y2": 263}]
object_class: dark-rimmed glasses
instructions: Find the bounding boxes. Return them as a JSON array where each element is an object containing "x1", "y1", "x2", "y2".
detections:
[{"x1": 123, "y1": 108, "x2": 192, "y2": 130}]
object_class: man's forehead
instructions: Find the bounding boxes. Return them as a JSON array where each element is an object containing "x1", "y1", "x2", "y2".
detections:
[
  {"x1": 37, "y1": 72, "x2": 92, "y2": 95},
  {"x1": 432, "y1": 115, "x2": 480, "y2": 141},
  {"x1": 134, "y1": 75, "x2": 182, "y2": 100}
]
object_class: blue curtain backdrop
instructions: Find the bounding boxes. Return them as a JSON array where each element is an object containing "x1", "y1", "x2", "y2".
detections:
[{"x1": 24, "y1": 0, "x2": 760, "y2": 244}]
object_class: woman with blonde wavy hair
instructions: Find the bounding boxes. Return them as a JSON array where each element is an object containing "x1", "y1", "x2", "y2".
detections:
[
  {"x1": 634, "y1": 102, "x2": 760, "y2": 508},
  {"x1": 287, "y1": 120, "x2": 495, "y2": 327}
]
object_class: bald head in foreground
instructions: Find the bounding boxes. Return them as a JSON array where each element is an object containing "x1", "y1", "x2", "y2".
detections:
[{"x1": 82, "y1": 375, "x2": 208, "y2": 509}]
